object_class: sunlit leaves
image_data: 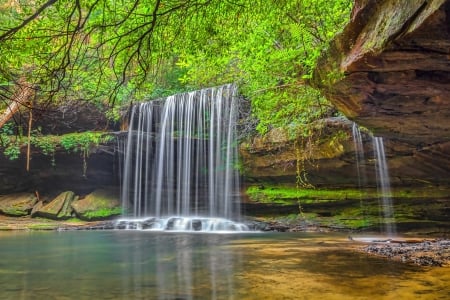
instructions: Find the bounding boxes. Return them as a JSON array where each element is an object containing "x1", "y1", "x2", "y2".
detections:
[{"x1": 0, "y1": 0, "x2": 352, "y2": 134}]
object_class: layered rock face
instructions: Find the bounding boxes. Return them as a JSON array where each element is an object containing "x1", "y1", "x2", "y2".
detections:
[
  {"x1": 300, "y1": 0, "x2": 450, "y2": 187},
  {"x1": 312, "y1": 0, "x2": 449, "y2": 145},
  {"x1": 240, "y1": 117, "x2": 450, "y2": 187}
]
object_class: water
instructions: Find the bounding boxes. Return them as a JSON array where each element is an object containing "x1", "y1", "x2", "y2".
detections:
[
  {"x1": 352, "y1": 124, "x2": 396, "y2": 236},
  {"x1": 352, "y1": 123, "x2": 368, "y2": 189},
  {"x1": 373, "y1": 137, "x2": 397, "y2": 237},
  {"x1": 114, "y1": 216, "x2": 249, "y2": 232},
  {"x1": 120, "y1": 84, "x2": 242, "y2": 229},
  {"x1": 0, "y1": 231, "x2": 448, "y2": 299}
]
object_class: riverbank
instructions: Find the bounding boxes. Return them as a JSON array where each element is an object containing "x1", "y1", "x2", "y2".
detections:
[{"x1": 357, "y1": 239, "x2": 450, "y2": 267}]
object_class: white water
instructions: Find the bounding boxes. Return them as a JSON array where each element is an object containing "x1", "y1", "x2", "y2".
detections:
[
  {"x1": 373, "y1": 137, "x2": 397, "y2": 237},
  {"x1": 119, "y1": 84, "x2": 246, "y2": 231},
  {"x1": 115, "y1": 216, "x2": 249, "y2": 232},
  {"x1": 352, "y1": 123, "x2": 396, "y2": 237},
  {"x1": 352, "y1": 123, "x2": 368, "y2": 189}
]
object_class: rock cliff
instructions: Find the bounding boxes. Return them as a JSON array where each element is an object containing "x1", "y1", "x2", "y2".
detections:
[{"x1": 312, "y1": 0, "x2": 449, "y2": 144}]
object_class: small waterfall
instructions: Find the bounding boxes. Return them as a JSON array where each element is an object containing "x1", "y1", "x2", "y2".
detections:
[
  {"x1": 352, "y1": 123, "x2": 396, "y2": 236},
  {"x1": 373, "y1": 137, "x2": 397, "y2": 237},
  {"x1": 352, "y1": 123, "x2": 368, "y2": 190},
  {"x1": 119, "y1": 84, "x2": 247, "y2": 231}
]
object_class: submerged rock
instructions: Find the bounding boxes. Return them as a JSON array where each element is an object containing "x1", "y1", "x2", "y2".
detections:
[
  {"x1": 0, "y1": 193, "x2": 37, "y2": 216},
  {"x1": 71, "y1": 189, "x2": 121, "y2": 220}
]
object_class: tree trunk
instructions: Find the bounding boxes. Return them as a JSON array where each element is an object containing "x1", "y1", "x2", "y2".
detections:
[{"x1": 0, "y1": 78, "x2": 34, "y2": 129}]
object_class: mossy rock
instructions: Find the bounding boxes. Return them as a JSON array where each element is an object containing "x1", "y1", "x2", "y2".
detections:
[
  {"x1": 0, "y1": 193, "x2": 37, "y2": 216},
  {"x1": 71, "y1": 189, "x2": 121, "y2": 220},
  {"x1": 34, "y1": 191, "x2": 76, "y2": 220}
]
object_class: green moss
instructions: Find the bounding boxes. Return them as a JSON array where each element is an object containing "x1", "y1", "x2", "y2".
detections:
[
  {"x1": 246, "y1": 185, "x2": 450, "y2": 204},
  {"x1": 65, "y1": 218, "x2": 83, "y2": 223},
  {"x1": 82, "y1": 207, "x2": 122, "y2": 219},
  {"x1": 3, "y1": 209, "x2": 29, "y2": 216},
  {"x1": 245, "y1": 185, "x2": 368, "y2": 205}
]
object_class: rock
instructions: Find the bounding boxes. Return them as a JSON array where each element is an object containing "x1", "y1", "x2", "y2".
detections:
[
  {"x1": 0, "y1": 193, "x2": 37, "y2": 216},
  {"x1": 312, "y1": 0, "x2": 450, "y2": 144},
  {"x1": 33, "y1": 191, "x2": 76, "y2": 220},
  {"x1": 361, "y1": 239, "x2": 450, "y2": 266},
  {"x1": 71, "y1": 189, "x2": 121, "y2": 220},
  {"x1": 0, "y1": 143, "x2": 119, "y2": 196},
  {"x1": 239, "y1": 117, "x2": 363, "y2": 186},
  {"x1": 30, "y1": 201, "x2": 44, "y2": 217}
]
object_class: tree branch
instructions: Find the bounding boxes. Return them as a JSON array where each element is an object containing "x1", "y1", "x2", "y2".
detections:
[{"x1": 0, "y1": 0, "x2": 59, "y2": 43}]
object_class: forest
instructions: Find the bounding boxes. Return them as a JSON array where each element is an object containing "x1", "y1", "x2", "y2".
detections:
[
  {"x1": 0, "y1": 0, "x2": 352, "y2": 158},
  {"x1": 0, "y1": 1, "x2": 449, "y2": 298}
]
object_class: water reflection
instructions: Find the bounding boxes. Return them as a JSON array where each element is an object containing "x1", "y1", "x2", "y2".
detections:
[
  {"x1": 0, "y1": 231, "x2": 241, "y2": 299},
  {"x1": 0, "y1": 231, "x2": 448, "y2": 299},
  {"x1": 117, "y1": 233, "x2": 240, "y2": 299}
]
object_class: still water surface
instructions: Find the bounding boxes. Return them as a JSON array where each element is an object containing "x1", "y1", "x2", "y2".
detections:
[{"x1": 0, "y1": 231, "x2": 448, "y2": 299}]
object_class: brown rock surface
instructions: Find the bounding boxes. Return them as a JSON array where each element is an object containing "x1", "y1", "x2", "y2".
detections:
[
  {"x1": 0, "y1": 193, "x2": 37, "y2": 216},
  {"x1": 71, "y1": 189, "x2": 121, "y2": 220},
  {"x1": 312, "y1": 0, "x2": 450, "y2": 144},
  {"x1": 33, "y1": 191, "x2": 76, "y2": 220}
]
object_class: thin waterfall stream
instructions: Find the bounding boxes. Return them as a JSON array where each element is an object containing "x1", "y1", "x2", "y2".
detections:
[
  {"x1": 118, "y1": 84, "x2": 248, "y2": 231},
  {"x1": 352, "y1": 123, "x2": 397, "y2": 237},
  {"x1": 373, "y1": 137, "x2": 397, "y2": 237}
]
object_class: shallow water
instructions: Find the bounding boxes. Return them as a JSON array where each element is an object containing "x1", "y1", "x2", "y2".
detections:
[{"x1": 0, "y1": 231, "x2": 448, "y2": 299}]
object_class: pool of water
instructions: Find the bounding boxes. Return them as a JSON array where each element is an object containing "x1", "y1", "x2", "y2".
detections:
[{"x1": 0, "y1": 231, "x2": 448, "y2": 299}]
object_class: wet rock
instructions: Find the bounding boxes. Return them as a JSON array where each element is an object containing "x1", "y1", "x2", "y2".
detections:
[
  {"x1": 71, "y1": 189, "x2": 121, "y2": 220},
  {"x1": 0, "y1": 193, "x2": 37, "y2": 216}
]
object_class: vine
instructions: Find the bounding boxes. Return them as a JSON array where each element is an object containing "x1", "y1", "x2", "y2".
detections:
[{"x1": 1, "y1": 125, "x2": 113, "y2": 176}]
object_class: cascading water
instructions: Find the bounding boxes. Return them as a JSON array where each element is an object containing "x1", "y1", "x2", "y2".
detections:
[
  {"x1": 373, "y1": 137, "x2": 397, "y2": 237},
  {"x1": 352, "y1": 123, "x2": 368, "y2": 190},
  {"x1": 118, "y1": 84, "x2": 247, "y2": 232},
  {"x1": 352, "y1": 123, "x2": 396, "y2": 237}
]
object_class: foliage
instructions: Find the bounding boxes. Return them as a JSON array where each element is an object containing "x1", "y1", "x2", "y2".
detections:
[
  {"x1": 0, "y1": 123, "x2": 20, "y2": 160},
  {"x1": 59, "y1": 132, "x2": 113, "y2": 155},
  {"x1": 0, "y1": 124, "x2": 113, "y2": 164},
  {"x1": 175, "y1": 0, "x2": 352, "y2": 133},
  {"x1": 0, "y1": 0, "x2": 352, "y2": 138}
]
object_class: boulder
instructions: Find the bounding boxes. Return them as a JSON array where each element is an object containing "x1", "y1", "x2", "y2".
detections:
[
  {"x1": 30, "y1": 201, "x2": 44, "y2": 217},
  {"x1": 71, "y1": 189, "x2": 121, "y2": 220},
  {"x1": 33, "y1": 191, "x2": 76, "y2": 219},
  {"x1": 0, "y1": 193, "x2": 37, "y2": 216}
]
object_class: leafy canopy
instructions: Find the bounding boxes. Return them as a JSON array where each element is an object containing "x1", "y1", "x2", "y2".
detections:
[{"x1": 0, "y1": 0, "x2": 352, "y2": 134}]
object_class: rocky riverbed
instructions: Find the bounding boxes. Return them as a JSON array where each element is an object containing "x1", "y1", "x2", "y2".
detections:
[{"x1": 358, "y1": 239, "x2": 450, "y2": 267}]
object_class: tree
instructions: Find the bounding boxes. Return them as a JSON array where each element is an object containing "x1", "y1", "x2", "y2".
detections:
[{"x1": 0, "y1": 0, "x2": 352, "y2": 134}]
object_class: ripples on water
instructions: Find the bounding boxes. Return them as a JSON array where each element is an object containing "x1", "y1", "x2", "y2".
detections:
[{"x1": 0, "y1": 231, "x2": 448, "y2": 299}]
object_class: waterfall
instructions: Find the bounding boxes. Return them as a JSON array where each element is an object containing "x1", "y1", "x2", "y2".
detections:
[
  {"x1": 352, "y1": 123, "x2": 367, "y2": 190},
  {"x1": 352, "y1": 123, "x2": 396, "y2": 237},
  {"x1": 119, "y1": 84, "x2": 246, "y2": 231},
  {"x1": 373, "y1": 137, "x2": 397, "y2": 237}
]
